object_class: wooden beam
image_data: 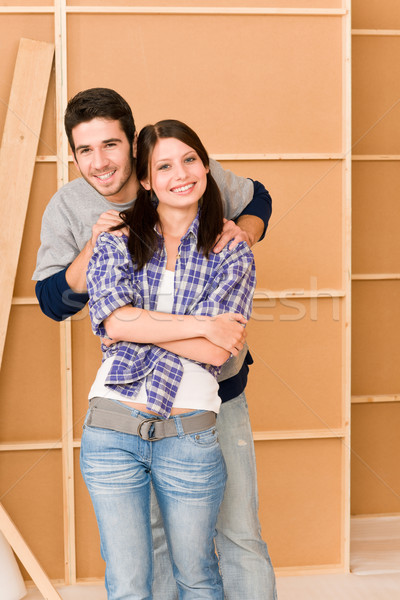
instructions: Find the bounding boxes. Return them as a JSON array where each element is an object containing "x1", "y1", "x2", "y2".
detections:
[
  {"x1": 0, "y1": 37, "x2": 60, "y2": 600},
  {"x1": 352, "y1": 394, "x2": 400, "y2": 405},
  {"x1": 0, "y1": 38, "x2": 54, "y2": 367},
  {"x1": 0, "y1": 504, "x2": 62, "y2": 600}
]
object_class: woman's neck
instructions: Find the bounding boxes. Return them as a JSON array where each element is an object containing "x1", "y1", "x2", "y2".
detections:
[
  {"x1": 157, "y1": 204, "x2": 198, "y2": 239},
  {"x1": 157, "y1": 204, "x2": 198, "y2": 271}
]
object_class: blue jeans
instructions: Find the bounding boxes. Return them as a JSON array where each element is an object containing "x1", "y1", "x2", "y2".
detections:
[
  {"x1": 152, "y1": 394, "x2": 277, "y2": 600},
  {"x1": 80, "y1": 405, "x2": 227, "y2": 600}
]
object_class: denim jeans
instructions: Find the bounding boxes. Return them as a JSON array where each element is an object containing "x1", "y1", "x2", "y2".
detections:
[
  {"x1": 152, "y1": 393, "x2": 277, "y2": 600},
  {"x1": 80, "y1": 405, "x2": 227, "y2": 600}
]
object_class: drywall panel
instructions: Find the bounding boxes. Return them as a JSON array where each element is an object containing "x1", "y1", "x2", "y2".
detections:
[
  {"x1": 14, "y1": 163, "x2": 58, "y2": 297},
  {"x1": 71, "y1": 316, "x2": 101, "y2": 440},
  {"x1": 246, "y1": 300, "x2": 343, "y2": 431},
  {"x1": 351, "y1": 403, "x2": 400, "y2": 515},
  {"x1": 73, "y1": 448, "x2": 104, "y2": 579},
  {"x1": 256, "y1": 438, "x2": 343, "y2": 567},
  {"x1": 0, "y1": 450, "x2": 64, "y2": 581},
  {"x1": 0, "y1": 306, "x2": 61, "y2": 442},
  {"x1": 0, "y1": 16, "x2": 56, "y2": 155},
  {"x1": 66, "y1": 13, "x2": 343, "y2": 154},
  {"x1": 352, "y1": 0, "x2": 400, "y2": 29},
  {"x1": 223, "y1": 159, "x2": 344, "y2": 290},
  {"x1": 352, "y1": 281, "x2": 400, "y2": 395},
  {"x1": 352, "y1": 161, "x2": 400, "y2": 274},
  {"x1": 352, "y1": 36, "x2": 400, "y2": 155}
]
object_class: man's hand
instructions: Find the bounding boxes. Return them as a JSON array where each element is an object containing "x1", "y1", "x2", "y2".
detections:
[
  {"x1": 213, "y1": 218, "x2": 252, "y2": 253},
  {"x1": 90, "y1": 210, "x2": 129, "y2": 250},
  {"x1": 66, "y1": 210, "x2": 128, "y2": 293}
]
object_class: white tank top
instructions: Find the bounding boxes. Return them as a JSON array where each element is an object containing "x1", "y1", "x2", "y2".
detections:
[{"x1": 89, "y1": 268, "x2": 220, "y2": 413}]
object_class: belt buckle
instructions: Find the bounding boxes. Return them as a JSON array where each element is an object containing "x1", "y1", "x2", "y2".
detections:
[{"x1": 137, "y1": 417, "x2": 161, "y2": 441}]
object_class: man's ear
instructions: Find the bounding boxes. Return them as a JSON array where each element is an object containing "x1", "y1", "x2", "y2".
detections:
[
  {"x1": 72, "y1": 152, "x2": 80, "y2": 172},
  {"x1": 132, "y1": 132, "x2": 138, "y2": 159}
]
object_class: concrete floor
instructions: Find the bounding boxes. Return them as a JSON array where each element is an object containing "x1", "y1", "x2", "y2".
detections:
[{"x1": 22, "y1": 515, "x2": 400, "y2": 600}]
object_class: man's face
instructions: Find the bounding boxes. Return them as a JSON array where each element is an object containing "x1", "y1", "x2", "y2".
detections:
[{"x1": 72, "y1": 118, "x2": 136, "y2": 204}]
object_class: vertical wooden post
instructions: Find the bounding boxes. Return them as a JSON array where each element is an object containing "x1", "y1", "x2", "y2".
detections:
[{"x1": 54, "y1": 0, "x2": 77, "y2": 585}]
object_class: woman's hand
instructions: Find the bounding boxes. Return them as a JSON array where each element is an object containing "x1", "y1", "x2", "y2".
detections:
[{"x1": 203, "y1": 313, "x2": 247, "y2": 356}]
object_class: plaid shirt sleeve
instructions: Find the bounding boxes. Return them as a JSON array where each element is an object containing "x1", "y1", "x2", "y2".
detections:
[
  {"x1": 86, "y1": 232, "x2": 140, "y2": 338},
  {"x1": 188, "y1": 241, "x2": 256, "y2": 321}
]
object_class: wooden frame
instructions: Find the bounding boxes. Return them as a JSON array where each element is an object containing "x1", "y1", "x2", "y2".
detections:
[{"x1": 1, "y1": 1, "x2": 353, "y2": 585}]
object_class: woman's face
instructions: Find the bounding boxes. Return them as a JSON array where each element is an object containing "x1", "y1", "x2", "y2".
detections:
[{"x1": 142, "y1": 137, "x2": 209, "y2": 213}]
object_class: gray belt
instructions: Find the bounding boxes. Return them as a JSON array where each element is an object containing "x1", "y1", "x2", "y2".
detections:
[{"x1": 86, "y1": 397, "x2": 216, "y2": 442}]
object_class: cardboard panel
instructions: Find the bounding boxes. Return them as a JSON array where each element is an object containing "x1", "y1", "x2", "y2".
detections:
[
  {"x1": 256, "y1": 438, "x2": 343, "y2": 567},
  {"x1": 246, "y1": 299, "x2": 343, "y2": 431},
  {"x1": 0, "y1": 306, "x2": 61, "y2": 442},
  {"x1": 74, "y1": 448, "x2": 104, "y2": 579},
  {"x1": 352, "y1": 281, "x2": 400, "y2": 395},
  {"x1": 71, "y1": 315, "x2": 101, "y2": 439},
  {"x1": 352, "y1": 162, "x2": 400, "y2": 274},
  {"x1": 352, "y1": 0, "x2": 400, "y2": 29},
  {"x1": 352, "y1": 37, "x2": 400, "y2": 155},
  {"x1": 66, "y1": 13, "x2": 342, "y2": 154},
  {"x1": 351, "y1": 403, "x2": 400, "y2": 515},
  {"x1": 222, "y1": 159, "x2": 343, "y2": 290},
  {"x1": 0, "y1": 450, "x2": 64, "y2": 581},
  {"x1": 14, "y1": 163, "x2": 58, "y2": 297},
  {"x1": 0, "y1": 16, "x2": 56, "y2": 156}
]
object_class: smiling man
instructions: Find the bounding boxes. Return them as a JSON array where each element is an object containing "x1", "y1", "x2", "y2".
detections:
[{"x1": 33, "y1": 88, "x2": 277, "y2": 600}]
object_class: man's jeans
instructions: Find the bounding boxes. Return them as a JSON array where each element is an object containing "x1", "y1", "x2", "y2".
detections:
[
  {"x1": 80, "y1": 406, "x2": 227, "y2": 600},
  {"x1": 152, "y1": 393, "x2": 277, "y2": 600}
]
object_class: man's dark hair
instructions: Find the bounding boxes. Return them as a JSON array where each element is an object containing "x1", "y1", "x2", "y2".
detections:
[{"x1": 64, "y1": 88, "x2": 136, "y2": 155}]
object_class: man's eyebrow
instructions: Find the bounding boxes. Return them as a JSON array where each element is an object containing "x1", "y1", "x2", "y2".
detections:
[{"x1": 75, "y1": 138, "x2": 122, "y2": 152}]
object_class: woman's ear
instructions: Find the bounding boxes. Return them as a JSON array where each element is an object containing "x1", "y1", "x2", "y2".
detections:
[{"x1": 141, "y1": 179, "x2": 151, "y2": 191}]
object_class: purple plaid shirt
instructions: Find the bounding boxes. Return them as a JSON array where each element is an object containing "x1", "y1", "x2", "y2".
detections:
[{"x1": 87, "y1": 212, "x2": 256, "y2": 418}]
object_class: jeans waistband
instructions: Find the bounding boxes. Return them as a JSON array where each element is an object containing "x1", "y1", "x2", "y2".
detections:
[{"x1": 86, "y1": 397, "x2": 216, "y2": 441}]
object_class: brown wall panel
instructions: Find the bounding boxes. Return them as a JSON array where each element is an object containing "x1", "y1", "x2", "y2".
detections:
[
  {"x1": 246, "y1": 160, "x2": 343, "y2": 290},
  {"x1": 256, "y1": 438, "x2": 343, "y2": 567},
  {"x1": 71, "y1": 315, "x2": 102, "y2": 439},
  {"x1": 74, "y1": 448, "x2": 104, "y2": 579},
  {"x1": 352, "y1": 281, "x2": 400, "y2": 396},
  {"x1": 66, "y1": 14, "x2": 342, "y2": 154},
  {"x1": 352, "y1": 162, "x2": 400, "y2": 274},
  {"x1": 352, "y1": 37, "x2": 400, "y2": 155},
  {"x1": 0, "y1": 450, "x2": 64, "y2": 580},
  {"x1": 14, "y1": 163, "x2": 58, "y2": 297},
  {"x1": 246, "y1": 300, "x2": 343, "y2": 431},
  {"x1": 0, "y1": 306, "x2": 61, "y2": 442},
  {"x1": 351, "y1": 403, "x2": 400, "y2": 515},
  {"x1": 0, "y1": 16, "x2": 56, "y2": 155},
  {"x1": 353, "y1": 0, "x2": 400, "y2": 29}
]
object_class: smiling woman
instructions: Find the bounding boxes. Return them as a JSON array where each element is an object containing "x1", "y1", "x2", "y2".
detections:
[{"x1": 82, "y1": 118, "x2": 256, "y2": 599}]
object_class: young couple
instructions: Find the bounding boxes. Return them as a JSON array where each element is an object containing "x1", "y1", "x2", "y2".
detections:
[{"x1": 33, "y1": 88, "x2": 277, "y2": 600}]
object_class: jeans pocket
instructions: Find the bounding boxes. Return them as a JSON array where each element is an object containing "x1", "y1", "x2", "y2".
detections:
[{"x1": 186, "y1": 426, "x2": 219, "y2": 448}]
